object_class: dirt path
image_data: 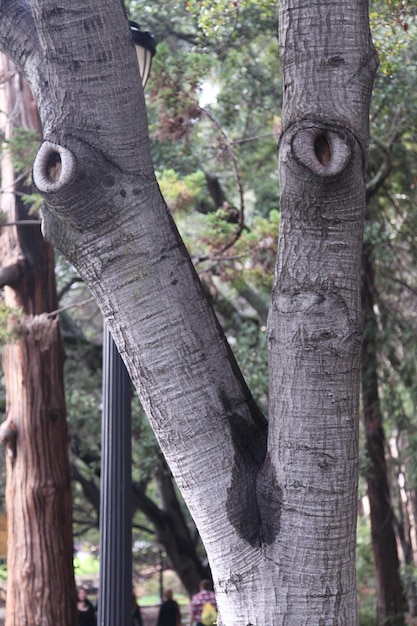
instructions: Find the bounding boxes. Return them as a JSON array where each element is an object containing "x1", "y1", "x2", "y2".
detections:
[
  {"x1": 141, "y1": 605, "x2": 159, "y2": 626},
  {"x1": 0, "y1": 605, "x2": 160, "y2": 626}
]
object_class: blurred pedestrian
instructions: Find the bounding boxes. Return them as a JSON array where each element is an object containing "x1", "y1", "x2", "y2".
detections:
[
  {"x1": 190, "y1": 580, "x2": 217, "y2": 626},
  {"x1": 77, "y1": 586, "x2": 97, "y2": 626},
  {"x1": 157, "y1": 589, "x2": 182, "y2": 626}
]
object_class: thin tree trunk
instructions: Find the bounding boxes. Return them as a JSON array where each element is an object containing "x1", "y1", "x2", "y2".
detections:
[
  {"x1": 153, "y1": 455, "x2": 211, "y2": 594},
  {"x1": 267, "y1": 1, "x2": 378, "y2": 621},
  {"x1": 0, "y1": 55, "x2": 77, "y2": 626},
  {"x1": 362, "y1": 246, "x2": 405, "y2": 625}
]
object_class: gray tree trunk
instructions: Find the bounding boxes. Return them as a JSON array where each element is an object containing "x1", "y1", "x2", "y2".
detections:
[
  {"x1": 0, "y1": 0, "x2": 378, "y2": 624},
  {"x1": 269, "y1": 1, "x2": 378, "y2": 622}
]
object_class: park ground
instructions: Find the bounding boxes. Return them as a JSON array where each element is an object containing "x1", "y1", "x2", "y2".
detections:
[
  {"x1": 0, "y1": 567, "x2": 191, "y2": 625},
  {"x1": 0, "y1": 605, "x2": 160, "y2": 625}
]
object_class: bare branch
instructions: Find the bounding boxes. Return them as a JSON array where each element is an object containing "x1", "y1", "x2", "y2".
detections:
[{"x1": 46, "y1": 296, "x2": 95, "y2": 319}]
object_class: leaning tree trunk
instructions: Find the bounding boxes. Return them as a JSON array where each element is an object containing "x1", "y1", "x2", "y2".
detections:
[
  {"x1": 0, "y1": 55, "x2": 77, "y2": 626},
  {"x1": 0, "y1": 0, "x2": 377, "y2": 624},
  {"x1": 361, "y1": 245, "x2": 405, "y2": 625}
]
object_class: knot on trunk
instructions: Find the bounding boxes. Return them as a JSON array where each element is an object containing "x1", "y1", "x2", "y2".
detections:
[
  {"x1": 288, "y1": 123, "x2": 351, "y2": 177},
  {"x1": 33, "y1": 141, "x2": 77, "y2": 193}
]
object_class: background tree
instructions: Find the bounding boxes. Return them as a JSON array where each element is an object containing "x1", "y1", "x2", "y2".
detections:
[
  {"x1": 0, "y1": 55, "x2": 77, "y2": 625},
  {"x1": 358, "y1": 6, "x2": 417, "y2": 623}
]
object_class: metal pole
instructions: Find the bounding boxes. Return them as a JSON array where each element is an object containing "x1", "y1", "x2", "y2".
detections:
[{"x1": 98, "y1": 323, "x2": 132, "y2": 626}]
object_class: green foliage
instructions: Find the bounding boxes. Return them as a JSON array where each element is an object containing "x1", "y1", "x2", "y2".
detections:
[
  {"x1": 156, "y1": 169, "x2": 207, "y2": 213},
  {"x1": 148, "y1": 41, "x2": 211, "y2": 145},
  {"x1": 21, "y1": 192, "x2": 42, "y2": 215},
  {"x1": 73, "y1": 552, "x2": 100, "y2": 576},
  {"x1": 228, "y1": 320, "x2": 268, "y2": 412},
  {"x1": 141, "y1": 0, "x2": 280, "y2": 219},
  {"x1": 232, "y1": 210, "x2": 279, "y2": 289},
  {"x1": 357, "y1": 518, "x2": 377, "y2": 626},
  {"x1": 185, "y1": 0, "x2": 277, "y2": 38},
  {"x1": 370, "y1": 1, "x2": 416, "y2": 75},
  {"x1": 6, "y1": 127, "x2": 39, "y2": 177}
]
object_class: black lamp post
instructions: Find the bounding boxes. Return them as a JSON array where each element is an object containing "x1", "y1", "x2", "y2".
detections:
[
  {"x1": 98, "y1": 326, "x2": 132, "y2": 626},
  {"x1": 97, "y1": 21, "x2": 155, "y2": 626}
]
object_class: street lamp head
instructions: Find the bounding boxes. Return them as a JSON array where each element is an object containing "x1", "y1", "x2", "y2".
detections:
[{"x1": 129, "y1": 21, "x2": 156, "y2": 88}]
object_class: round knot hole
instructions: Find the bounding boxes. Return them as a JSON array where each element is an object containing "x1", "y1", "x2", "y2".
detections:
[
  {"x1": 33, "y1": 140, "x2": 77, "y2": 193},
  {"x1": 291, "y1": 125, "x2": 351, "y2": 177}
]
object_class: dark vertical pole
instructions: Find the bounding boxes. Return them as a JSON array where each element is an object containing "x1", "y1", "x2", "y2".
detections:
[{"x1": 98, "y1": 323, "x2": 132, "y2": 626}]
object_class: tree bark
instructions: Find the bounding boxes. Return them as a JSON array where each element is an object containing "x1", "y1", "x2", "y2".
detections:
[
  {"x1": 362, "y1": 246, "x2": 405, "y2": 625},
  {"x1": 0, "y1": 0, "x2": 378, "y2": 623},
  {"x1": 266, "y1": 1, "x2": 378, "y2": 622},
  {"x1": 0, "y1": 54, "x2": 77, "y2": 626}
]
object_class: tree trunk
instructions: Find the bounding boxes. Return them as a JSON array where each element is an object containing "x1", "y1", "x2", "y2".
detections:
[
  {"x1": 0, "y1": 54, "x2": 77, "y2": 626},
  {"x1": 267, "y1": 1, "x2": 378, "y2": 622},
  {"x1": 361, "y1": 246, "x2": 405, "y2": 625},
  {"x1": 0, "y1": 0, "x2": 378, "y2": 623}
]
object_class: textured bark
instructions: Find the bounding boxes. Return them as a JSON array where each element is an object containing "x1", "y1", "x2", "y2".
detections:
[
  {"x1": 0, "y1": 1, "x2": 378, "y2": 624},
  {"x1": 362, "y1": 247, "x2": 405, "y2": 625},
  {"x1": 2, "y1": 318, "x2": 76, "y2": 626},
  {"x1": 267, "y1": 0, "x2": 378, "y2": 622},
  {"x1": 0, "y1": 54, "x2": 77, "y2": 626}
]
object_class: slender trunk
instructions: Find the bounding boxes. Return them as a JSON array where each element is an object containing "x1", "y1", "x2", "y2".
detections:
[
  {"x1": 361, "y1": 246, "x2": 404, "y2": 625},
  {"x1": 408, "y1": 487, "x2": 417, "y2": 565},
  {"x1": 0, "y1": 55, "x2": 77, "y2": 626},
  {"x1": 267, "y1": 1, "x2": 378, "y2": 622},
  {"x1": 389, "y1": 435, "x2": 417, "y2": 616}
]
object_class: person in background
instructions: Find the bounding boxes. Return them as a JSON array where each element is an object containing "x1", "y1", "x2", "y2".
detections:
[
  {"x1": 77, "y1": 586, "x2": 97, "y2": 626},
  {"x1": 157, "y1": 588, "x2": 182, "y2": 626},
  {"x1": 132, "y1": 589, "x2": 144, "y2": 626},
  {"x1": 189, "y1": 580, "x2": 216, "y2": 626}
]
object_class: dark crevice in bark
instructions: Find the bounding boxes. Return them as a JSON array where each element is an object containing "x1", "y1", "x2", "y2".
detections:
[
  {"x1": 222, "y1": 385, "x2": 280, "y2": 547},
  {"x1": 314, "y1": 133, "x2": 331, "y2": 166}
]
